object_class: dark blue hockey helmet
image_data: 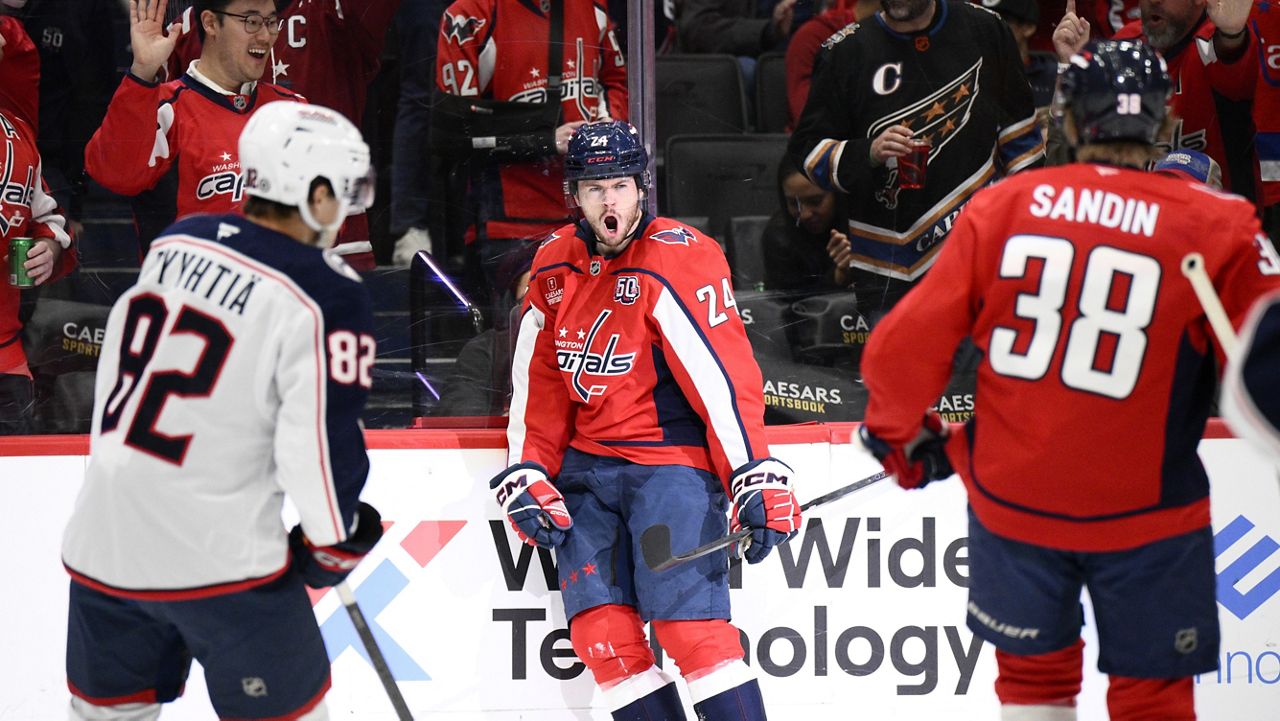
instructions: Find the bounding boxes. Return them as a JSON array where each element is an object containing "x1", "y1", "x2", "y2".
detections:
[
  {"x1": 563, "y1": 121, "x2": 651, "y2": 203},
  {"x1": 1054, "y1": 39, "x2": 1171, "y2": 145}
]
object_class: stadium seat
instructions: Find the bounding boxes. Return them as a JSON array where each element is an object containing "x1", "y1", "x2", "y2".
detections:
[
  {"x1": 727, "y1": 215, "x2": 771, "y2": 290},
  {"x1": 663, "y1": 134, "x2": 788, "y2": 239},
  {"x1": 754, "y1": 51, "x2": 788, "y2": 133},
  {"x1": 733, "y1": 289, "x2": 794, "y2": 361},
  {"x1": 655, "y1": 55, "x2": 748, "y2": 154}
]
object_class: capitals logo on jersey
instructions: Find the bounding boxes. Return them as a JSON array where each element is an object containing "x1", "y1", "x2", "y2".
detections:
[
  {"x1": 555, "y1": 309, "x2": 636, "y2": 402},
  {"x1": 0, "y1": 120, "x2": 35, "y2": 235},
  {"x1": 443, "y1": 12, "x2": 486, "y2": 46},
  {"x1": 650, "y1": 226, "x2": 696, "y2": 246}
]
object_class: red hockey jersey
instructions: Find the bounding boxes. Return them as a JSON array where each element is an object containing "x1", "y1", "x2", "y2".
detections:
[
  {"x1": 862, "y1": 163, "x2": 1280, "y2": 552},
  {"x1": 84, "y1": 67, "x2": 302, "y2": 238},
  {"x1": 1113, "y1": 17, "x2": 1257, "y2": 193},
  {"x1": 436, "y1": 0, "x2": 628, "y2": 241},
  {"x1": 0, "y1": 110, "x2": 73, "y2": 374},
  {"x1": 165, "y1": 1, "x2": 402, "y2": 262},
  {"x1": 1250, "y1": 2, "x2": 1280, "y2": 206},
  {"x1": 508, "y1": 216, "x2": 769, "y2": 490},
  {"x1": 0, "y1": 16, "x2": 39, "y2": 132}
]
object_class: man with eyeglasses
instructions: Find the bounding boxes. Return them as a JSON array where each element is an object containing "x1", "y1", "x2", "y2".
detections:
[
  {"x1": 85, "y1": 1, "x2": 313, "y2": 258},
  {"x1": 162, "y1": 0, "x2": 405, "y2": 271}
]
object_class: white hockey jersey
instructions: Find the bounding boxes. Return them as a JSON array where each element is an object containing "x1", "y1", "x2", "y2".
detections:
[{"x1": 62, "y1": 214, "x2": 376, "y2": 599}]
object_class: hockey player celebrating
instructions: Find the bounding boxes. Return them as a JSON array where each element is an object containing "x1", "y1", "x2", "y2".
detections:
[
  {"x1": 858, "y1": 41, "x2": 1280, "y2": 720},
  {"x1": 491, "y1": 121, "x2": 800, "y2": 720},
  {"x1": 62, "y1": 101, "x2": 381, "y2": 721}
]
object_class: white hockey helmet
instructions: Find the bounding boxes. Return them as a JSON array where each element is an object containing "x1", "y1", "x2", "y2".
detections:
[{"x1": 239, "y1": 101, "x2": 374, "y2": 233}]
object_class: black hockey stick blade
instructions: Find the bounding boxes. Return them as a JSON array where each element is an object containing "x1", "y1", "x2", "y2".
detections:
[
  {"x1": 641, "y1": 470, "x2": 890, "y2": 573},
  {"x1": 641, "y1": 524, "x2": 754, "y2": 573},
  {"x1": 336, "y1": 581, "x2": 415, "y2": 721}
]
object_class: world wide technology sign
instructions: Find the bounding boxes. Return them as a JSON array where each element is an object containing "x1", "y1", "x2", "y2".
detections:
[{"x1": 4, "y1": 437, "x2": 1278, "y2": 719}]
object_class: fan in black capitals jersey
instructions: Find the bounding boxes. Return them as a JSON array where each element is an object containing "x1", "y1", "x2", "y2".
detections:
[
  {"x1": 64, "y1": 101, "x2": 382, "y2": 721},
  {"x1": 790, "y1": 0, "x2": 1045, "y2": 321}
]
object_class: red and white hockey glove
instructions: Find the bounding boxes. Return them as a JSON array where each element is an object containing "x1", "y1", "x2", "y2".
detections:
[
  {"x1": 491, "y1": 462, "x2": 574, "y2": 548},
  {"x1": 730, "y1": 458, "x2": 801, "y2": 564},
  {"x1": 859, "y1": 411, "x2": 953, "y2": 490},
  {"x1": 289, "y1": 501, "x2": 384, "y2": 588}
]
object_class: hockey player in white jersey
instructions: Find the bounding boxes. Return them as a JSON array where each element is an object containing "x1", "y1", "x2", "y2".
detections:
[
  {"x1": 1221, "y1": 290, "x2": 1280, "y2": 461},
  {"x1": 62, "y1": 101, "x2": 380, "y2": 721}
]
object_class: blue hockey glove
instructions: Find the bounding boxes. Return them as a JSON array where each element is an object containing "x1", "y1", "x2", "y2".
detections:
[
  {"x1": 289, "y1": 501, "x2": 384, "y2": 588},
  {"x1": 860, "y1": 411, "x2": 953, "y2": 490},
  {"x1": 491, "y1": 462, "x2": 573, "y2": 548},
  {"x1": 730, "y1": 458, "x2": 801, "y2": 564}
]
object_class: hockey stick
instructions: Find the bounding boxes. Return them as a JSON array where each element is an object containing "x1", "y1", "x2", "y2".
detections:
[
  {"x1": 640, "y1": 470, "x2": 890, "y2": 573},
  {"x1": 1181, "y1": 252, "x2": 1240, "y2": 358},
  {"x1": 335, "y1": 581, "x2": 415, "y2": 721}
]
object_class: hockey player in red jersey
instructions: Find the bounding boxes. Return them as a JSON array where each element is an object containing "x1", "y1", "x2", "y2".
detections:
[
  {"x1": 1054, "y1": 0, "x2": 1257, "y2": 195},
  {"x1": 492, "y1": 121, "x2": 799, "y2": 720},
  {"x1": 84, "y1": 1, "x2": 329, "y2": 259},
  {"x1": 860, "y1": 40, "x2": 1280, "y2": 720},
  {"x1": 63, "y1": 101, "x2": 381, "y2": 721}
]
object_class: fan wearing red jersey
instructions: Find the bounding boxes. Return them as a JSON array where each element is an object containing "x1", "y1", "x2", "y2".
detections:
[
  {"x1": 84, "y1": 0, "x2": 307, "y2": 256},
  {"x1": 861, "y1": 40, "x2": 1280, "y2": 721},
  {"x1": 1054, "y1": 0, "x2": 1257, "y2": 195},
  {"x1": 492, "y1": 121, "x2": 799, "y2": 720},
  {"x1": 161, "y1": 0, "x2": 404, "y2": 271}
]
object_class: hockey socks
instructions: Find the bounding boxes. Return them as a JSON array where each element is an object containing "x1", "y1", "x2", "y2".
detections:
[
  {"x1": 605, "y1": 667, "x2": 687, "y2": 721},
  {"x1": 690, "y1": 678, "x2": 766, "y2": 721}
]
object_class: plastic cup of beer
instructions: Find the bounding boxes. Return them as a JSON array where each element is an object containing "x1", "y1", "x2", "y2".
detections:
[{"x1": 898, "y1": 138, "x2": 931, "y2": 190}]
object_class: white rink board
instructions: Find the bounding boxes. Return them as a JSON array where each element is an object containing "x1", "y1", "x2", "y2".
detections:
[{"x1": 4, "y1": 438, "x2": 1280, "y2": 720}]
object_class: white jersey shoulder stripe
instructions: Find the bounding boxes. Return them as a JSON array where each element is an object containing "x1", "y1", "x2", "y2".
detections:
[
  {"x1": 507, "y1": 303, "x2": 546, "y2": 465},
  {"x1": 643, "y1": 275, "x2": 752, "y2": 469}
]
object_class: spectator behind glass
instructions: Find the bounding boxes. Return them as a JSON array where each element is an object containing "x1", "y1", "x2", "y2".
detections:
[
  {"x1": 7, "y1": 0, "x2": 127, "y2": 232},
  {"x1": 431, "y1": 240, "x2": 536, "y2": 417},
  {"x1": 389, "y1": 0, "x2": 449, "y2": 267},
  {"x1": 433, "y1": 0, "x2": 627, "y2": 305},
  {"x1": 762, "y1": 154, "x2": 847, "y2": 296},
  {"x1": 1054, "y1": 0, "x2": 1257, "y2": 196},
  {"x1": 790, "y1": 0, "x2": 1044, "y2": 322},
  {"x1": 978, "y1": 0, "x2": 1055, "y2": 109},
  {"x1": 0, "y1": 104, "x2": 74, "y2": 434},
  {"x1": 784, "y1": 0, "x2": 873, "y2": 132},
  {"x1": 674, "y1": 0, "x2": 799, "y2": 55},
  {"x1": 1249, "y1": 3, "x2": 1280, "y2": 242},
  {"x1": 0, "y1": 13, "x2": 36, "y2": 129},
  {"x1": 162, "y1": 0, "x2": 403, "y2": 272},
  {"x1": 84, "y1": 0, "x2": 304, "y2": 257}
]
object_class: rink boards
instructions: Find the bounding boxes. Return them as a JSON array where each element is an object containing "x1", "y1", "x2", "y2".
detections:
[{"x1": 3, "y1": 424, "x2": 1279, "y2": 720}]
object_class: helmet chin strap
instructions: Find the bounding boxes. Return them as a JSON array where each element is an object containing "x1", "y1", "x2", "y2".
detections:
[{"x1": 299, "y1": 197, "x2": 350, "y2": 248}]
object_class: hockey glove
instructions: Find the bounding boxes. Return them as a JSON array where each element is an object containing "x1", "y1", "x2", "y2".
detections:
[
  {"x1": 859, "y1": 411, "x2": 953, "y2": 490},
  {"x1": 730, "y1": 458, "x2": 802, "y2": 564},
  {"x1": 289, "y1": 501, "x2": 384, "y2": 588},
  {"x1": 490, "y1": 462, "x2": 573, "y2": 548}
]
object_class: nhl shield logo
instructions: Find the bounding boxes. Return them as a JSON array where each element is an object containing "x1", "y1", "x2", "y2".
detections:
[
  {"x1": 1174, "y1": 628, "x2": 1198, "y2": 654},
  {"x1": 241, "y1": 677, "x2": 268, "y2": 697},
  {"x1": 590, "y1": 259, "x2": 601, "y2": 276},
  {"x1": 614, "y1": 276, "x2": 640, "y2": 305},
  {"x1": 233, "y1": 95, "x2": 248, "y2": 111}
]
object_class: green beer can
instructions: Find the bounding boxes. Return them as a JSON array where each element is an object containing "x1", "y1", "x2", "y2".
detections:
[{"x1": 8, "y1": 237, "x2": 36, "y2": 288}]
